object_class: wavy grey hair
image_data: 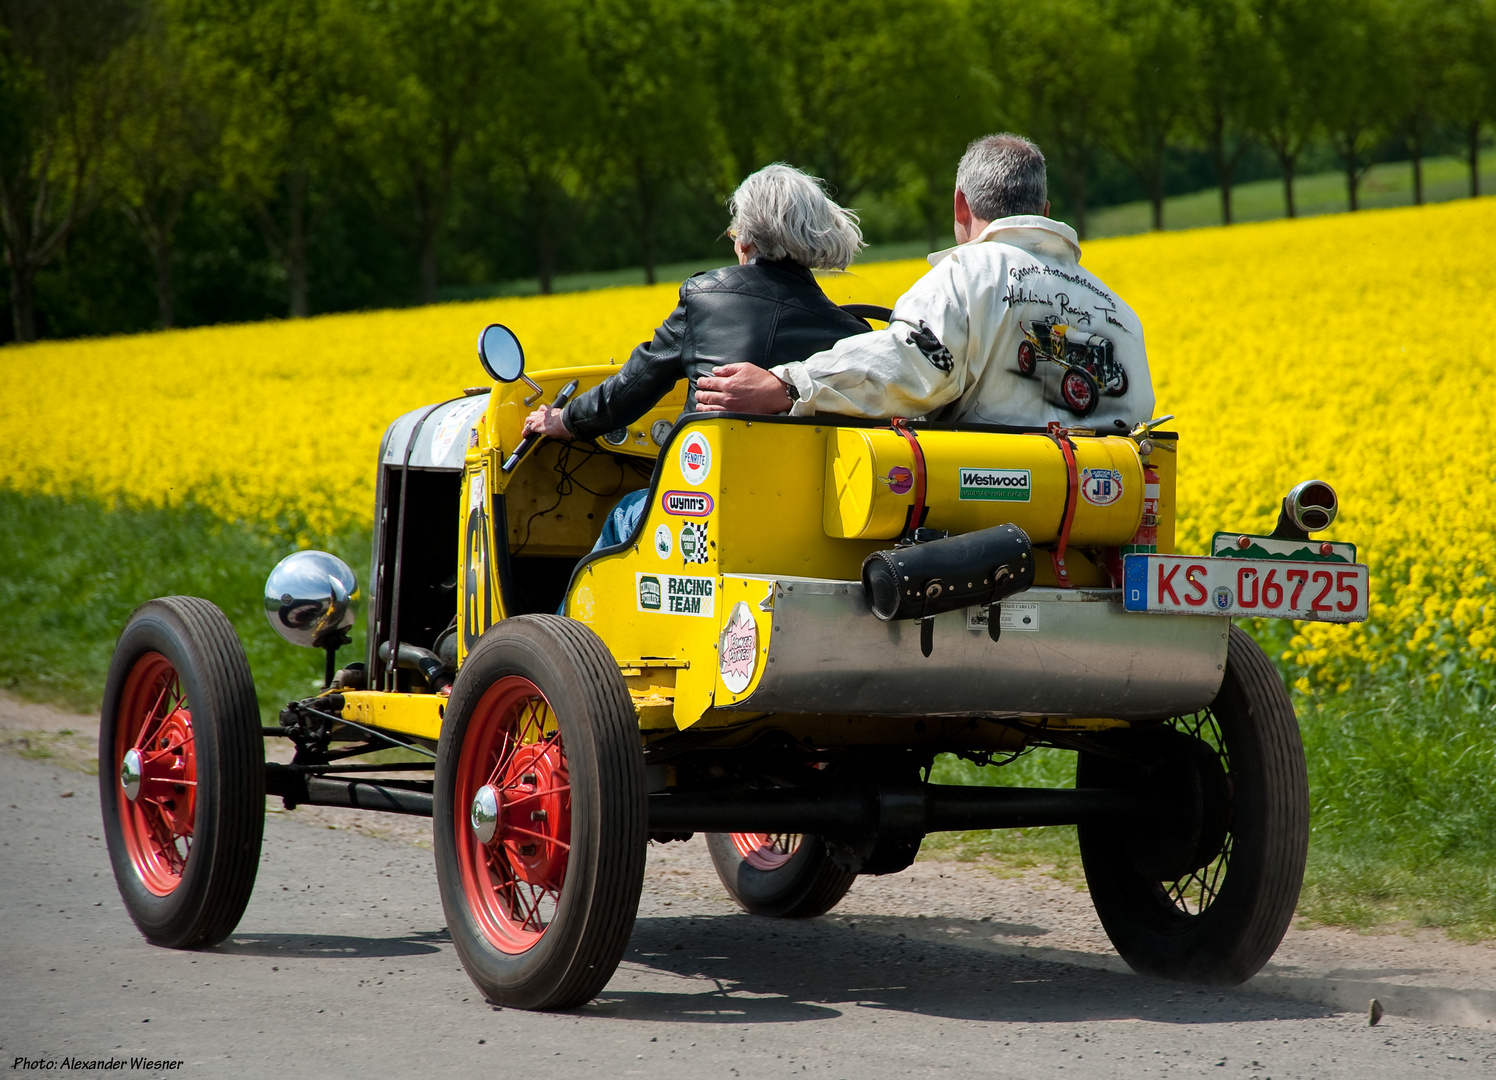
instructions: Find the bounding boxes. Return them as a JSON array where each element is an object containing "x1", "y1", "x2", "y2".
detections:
[
  {"x1": 727, "y1": 164, "x2": 864, "y2": 270},
  {"x1": 955, "y1": 134, "x2": 1048, "y2": 221}
]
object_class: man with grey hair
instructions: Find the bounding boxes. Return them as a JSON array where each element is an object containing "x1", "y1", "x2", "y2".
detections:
[{"x1": 697, "y1": 134, "x2": 1153, "y2": 430}]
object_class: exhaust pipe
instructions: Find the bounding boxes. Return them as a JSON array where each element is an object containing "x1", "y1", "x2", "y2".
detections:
[{"x1": 1271, "y1": 479, "x2": 1337, "y2": 540}]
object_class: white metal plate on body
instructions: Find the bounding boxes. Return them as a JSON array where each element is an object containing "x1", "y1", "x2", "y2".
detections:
[{"x1": 1123, "y1": 554, "x2": 1369, "y2": 622}]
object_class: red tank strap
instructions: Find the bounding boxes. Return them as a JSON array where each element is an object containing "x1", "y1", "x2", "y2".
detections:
[
  {"x1": 891, "y1": 417, "x2": 927, "y2": 536},
  {"x1": 1047, "y1": 421, "x2": 1079, "y2": 587}
]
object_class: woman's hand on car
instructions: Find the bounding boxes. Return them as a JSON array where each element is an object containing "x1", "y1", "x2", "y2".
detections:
[
  {"x1": 522, "y1": 404, "x2": 573, "y2": 439},
  {"x1": 696, "y1": 363, "x2": 793, "y2": 414}
]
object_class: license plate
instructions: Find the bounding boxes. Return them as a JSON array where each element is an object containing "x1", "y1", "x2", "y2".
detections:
[{"x1": 1123, "y1": 554, "x2": 1369, "y2": 622}]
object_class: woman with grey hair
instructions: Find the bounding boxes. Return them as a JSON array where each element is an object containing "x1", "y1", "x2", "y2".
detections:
[{"x1": 522, "y1": 163, "x2": 869, "y2": 548}]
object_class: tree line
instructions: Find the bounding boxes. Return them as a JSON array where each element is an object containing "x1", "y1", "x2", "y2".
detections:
[{"x1": 2, "y1": 0, "x2": 1493, "y2": 343}]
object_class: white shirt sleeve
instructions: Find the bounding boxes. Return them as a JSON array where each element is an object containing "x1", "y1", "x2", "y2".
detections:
[{"x1": 779, "y1": 258, "x2": 971, "y2": 419}]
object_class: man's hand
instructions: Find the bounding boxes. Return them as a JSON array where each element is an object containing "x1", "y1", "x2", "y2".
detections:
[
  {"x1": 695, "y1": 363, "x2": 794, "y2": 414},
  {"x1": 522, "y1": 404, "x2": 573, "y2": 439}
]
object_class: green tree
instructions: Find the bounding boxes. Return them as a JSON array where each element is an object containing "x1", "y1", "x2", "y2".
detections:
[
  {"x1": 981, "y1": 0, "x2": 1123, "y2": 240},
  {"x1": 1439, "y1": 0, "x2": 1496, "y2": 197},
  {"x1": 106, "y1": 6, "x2": 221, "y2": 328},
  {"x1": 1099, "y1": 0, "x2": 1194, "y2": 231},
  {"x1": 0, "y1": 0, "x2": 141, "y2": 341},
  {"x1": 179, "y1": 0, "x2": 357, "y2": 318},
  {"x1": 1318, "y1": 0, "x2": 1397, "y2": 211},
  {"x1": 1182, "y1": 0, "x2": 1267, "y2": 224},
  {"x1": 1251, "y1": 0, "x2": 1332, "y2": 218}
]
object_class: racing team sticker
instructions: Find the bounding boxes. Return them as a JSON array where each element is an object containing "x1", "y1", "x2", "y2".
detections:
[
  {"x1": 1080, "y1": 467, "x2": 1124, "y2": 507},
  {"x1": 678, "y1": 431, "x2": 712, "y2": 486},
  {"x1": 653, "y1": 524, "x2": 673, "y2": 559},
  {"x1": 718, "y1": 601, "x2": 758, "y2": 694},
  {"x1": 637, "y1": 573, "x2": 715, "y2": 617},
  {"x1": 662, "y1": 490, "x2": 713, "y2": 516}
]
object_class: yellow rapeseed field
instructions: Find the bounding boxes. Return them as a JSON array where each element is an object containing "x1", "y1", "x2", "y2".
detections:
[{"x1": 2, "y1": 198, "x2": 1493, "y2": 686}]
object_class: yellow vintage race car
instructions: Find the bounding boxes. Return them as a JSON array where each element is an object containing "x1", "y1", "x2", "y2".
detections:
[{"x1": 98, "y1": 320, "x2": 1369, "y2": 1010}]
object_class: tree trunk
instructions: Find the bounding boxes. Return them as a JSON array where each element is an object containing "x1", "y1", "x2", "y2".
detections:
[
  {"x1": 639, "y1": 185, "x2": 657, "y2": 286},
  {"x1": 287, "y1": 171, "x2": 308, "y2": 318},
  {"x1": 1150, "y1": 183, "x2": 1164, "y2": 232},
  {"x1": 536, "y1": 209, "x2": 555, "y2": 295},
  {"x1": 152, "y1": 235, "x2": 174, "y2": 328},
  {"x1": 1345, "y1": 155, "x2": 1360, "y2": 212},
  {"x1": 9, "y1": 262, "x2": 38, "y2": 342},
  {"x1": 1220, "y1": 181, "x2": 1233, "y2": 226},
  {"x1": 1412, "y1": 152, "x2": 1423, "y2": 206},
  {"x1": 1469, "y1": 124, "x2": 1482, "y2": 198},
  {"x1": 1279, "y1": 154, "x2": 1297, "y2": 218}
]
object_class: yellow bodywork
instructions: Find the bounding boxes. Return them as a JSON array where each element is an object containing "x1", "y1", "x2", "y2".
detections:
[{"x1": 348, "y1": 363, "x2": 1178, "y2": 746}]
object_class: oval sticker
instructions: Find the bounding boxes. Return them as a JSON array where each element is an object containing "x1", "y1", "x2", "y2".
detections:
[
  {"x1": 678, "y1": 431, "x2": 712, "y2": 486},
  {"x1": 1080, "y1": 467, "x2": 1123, "y2": 507}
]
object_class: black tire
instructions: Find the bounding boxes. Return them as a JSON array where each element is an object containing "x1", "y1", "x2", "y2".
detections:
[
  {"x1": 1077, "y1": 624, "x2": 1308, "y2": 985},
  {"x1": 434, "y1": 615, "x2": 646, "y2": 1009},
  {"x1": 1102, "y1": 361, "x2": 1129, "y2": 397},
  {"x1": 1060, "y1": 366, "x2": 1100, "y2": 417},
  {"x1": 99, "y1": 597, "x2": 264, "y2": 949},
  {"x1": 706, "y1": 832, "x2": 857, "y2": 918}
]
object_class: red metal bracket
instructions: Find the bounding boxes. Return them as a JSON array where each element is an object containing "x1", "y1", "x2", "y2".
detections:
[
  {"x1": 1047, "y1": 421, "x2": 1079, "y2": 587},
  {"x1": 891, "y1": 417, "x2": 927, "y2": 536}
]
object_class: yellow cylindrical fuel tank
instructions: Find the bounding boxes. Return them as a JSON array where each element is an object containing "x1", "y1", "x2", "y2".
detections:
[{"x1": 824, "y1": 428, "x2": 1145, "y2": 543}]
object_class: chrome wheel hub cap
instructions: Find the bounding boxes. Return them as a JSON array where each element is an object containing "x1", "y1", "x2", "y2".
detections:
[
  {"x1": 470, "y1": 784, "x2": 500, "y2": 845},
  {"x1": 121, "y1": 748, "x2": 144, "y2": 802}
]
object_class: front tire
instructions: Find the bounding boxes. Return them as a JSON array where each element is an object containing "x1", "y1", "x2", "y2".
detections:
[
  {"x1": 99, "y1": 597, "x2": 264, "y2": 949},
  {"x1": 1077, "y1": 624, "x2": 1308, "y2": 985},
  {"x1": 435, "y1": 616, "x2": 646, "y2": 1009},
  {"x1": 706, "y1": 832, "x2": 857, "y2": 918}
]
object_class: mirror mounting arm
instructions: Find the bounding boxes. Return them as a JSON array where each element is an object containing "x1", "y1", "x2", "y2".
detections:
[{"x1": 520, "y1": 373, "x2": 544, "y2": 406}]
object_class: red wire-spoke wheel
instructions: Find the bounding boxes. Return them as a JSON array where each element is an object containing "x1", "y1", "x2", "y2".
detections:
[
  {"x1": 1076, "y1": 624, "x2": 1308, "y2": 986},
  {"x1": 456, "y1": 677, "x2": 572, "y2": 953},
  {"x1": 1016, "y1": 340, "x2": 1037, "y2": 376},
  {"x1": 707, "y1": 830, "x2": 856, "y2": 918},
  {"x1": 436, "y1": 616, "x2": 645, "y2": 1010},
  {"x1": 1060, "y1": 366, "x2": 1100, "y2": 417},
  {"x1": 100, "y1": 598, "x2": 264, "y2": 949},
  {"x1": 115, "y1": 652, "x2": 198, "y2": 895}
]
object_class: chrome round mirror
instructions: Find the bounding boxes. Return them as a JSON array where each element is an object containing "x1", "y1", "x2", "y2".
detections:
[
  {"x1": 477, "y1": 323, "x2": 525, "y2": 382},
  {"x1": 264, "y1": 550, "x2": 358, "y2": 648}
]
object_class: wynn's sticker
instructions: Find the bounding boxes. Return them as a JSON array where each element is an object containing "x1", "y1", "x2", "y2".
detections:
[
  {"x1": 653, "y1": 524, "x2": 673, "y2": 559},
  {"x1": 678, "y1": 431, "x2": 712, "y2": 486},
  {"x1": 636, "y1": 573, "x2": 715, "y2": 617},
  {"x1": 680, "y1": 521, "x2": 709, "y2": 564},
  {"x1": 958, "y1": 467, "x2": 1031, "y2": 502},
  {"x1": 718, "y1": 601, "x2": 758, "y2": 694},
  {"x1": 662, "y1": 490, "x2": 713, "y2": 516},
  {"x1": 1080, "y1": 467, "x2": 1123, "y2": 507}
]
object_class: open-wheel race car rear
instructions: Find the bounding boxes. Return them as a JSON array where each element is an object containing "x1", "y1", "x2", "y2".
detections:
[{"x1": 99, "y1": 319, "x2": 1369, "y2": 1010}]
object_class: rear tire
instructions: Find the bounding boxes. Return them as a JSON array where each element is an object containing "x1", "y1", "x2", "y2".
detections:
[
  {"x1": 1077, "y1": 624, "x2": 1308, "y2": 985},
  {"x1": 706, "y1": 831, "x2": 856, "y2": 918},
  {"x1": 435, "y1": 615, "x2": 646, "y2": 1009},
  {"x1": 100, "y1": 597, "x2": 264, "y2": 949}
]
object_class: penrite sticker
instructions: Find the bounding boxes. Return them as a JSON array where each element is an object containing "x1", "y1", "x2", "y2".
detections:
[
  {"x1": 637, "y1": 573, "x2": 715, "y2": 617},
  {"x1": 1079, "y1": 467, "x2": 1124, "y2": 507},
  {"x1": 653, "y1": 523, "x2": 673, "y2": 559},
  {"x1": 680, "y1": 521, "x2": 709, "y2": 564},
  {"x1": 678, "y1": 431, "x2": 712, "y2": 486},
  {"x1": 958, "y1": 467, "x2": 1031, "y2": 502},
  {"x1": 662, "y1": 490, "x2": 714, "y2": 516},
  {"x1": 718, "y1": 601, "x2": 758, "y2": 694}
]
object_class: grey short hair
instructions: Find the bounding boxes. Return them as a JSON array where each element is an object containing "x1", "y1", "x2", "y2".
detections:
[
  {"x1": 955, "y1": 134, "x2": 1048, "y2": 220},
  {"x1": 727, "y1": 164, "x2": 865, "y2": 270}
]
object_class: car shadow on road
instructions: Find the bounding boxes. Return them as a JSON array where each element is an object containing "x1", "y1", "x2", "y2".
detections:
[
  {"x1": 216, "y1": 929, "x2": 450, "y2": 959},
  {"x1": 588, "y1": 914, "x2": 1337, "y2": 1027}
]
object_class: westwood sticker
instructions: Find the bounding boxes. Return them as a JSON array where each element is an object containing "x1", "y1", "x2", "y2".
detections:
[
  {"x1": 662, "y1": 490, "x2": 713, "y2": 516},
  {"x1": 958, "y1": 467, "x2": 1031, "y2": 502},
  {"x1": 637, "y1": 573, "x2": 715, "y2": 617},
  {"x1": 653, "y1": 524, "x2": 673, "y2": 559},
  {"x1": 718, "y1": 601, "x2": 758, "y2": 694},
  {"x1": 1080, "y1": 467, "x2": 1124, "y2": 507},
  {"x1": 678, "y1": 432, "x2": 712, "y2": 486}
]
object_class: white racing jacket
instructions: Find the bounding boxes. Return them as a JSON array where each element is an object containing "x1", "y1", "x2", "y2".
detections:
[{"x1": 779, "y1": 216, "x2": 1154, "y2": 431}]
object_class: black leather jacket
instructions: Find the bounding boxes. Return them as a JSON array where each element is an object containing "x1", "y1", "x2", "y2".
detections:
[{"x1": 563, "y1": 257, "x2": 870, "y2": 441}]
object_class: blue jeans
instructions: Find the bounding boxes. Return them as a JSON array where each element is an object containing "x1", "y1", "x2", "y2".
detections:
[{"x1": 559, "y1": 488, "x2": 648, "y2": 614}]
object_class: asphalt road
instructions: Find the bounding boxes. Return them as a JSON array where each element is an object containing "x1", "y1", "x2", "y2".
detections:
[{"x1": 3, "y1": 750, "x2": 1492, "y2": 1080}]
